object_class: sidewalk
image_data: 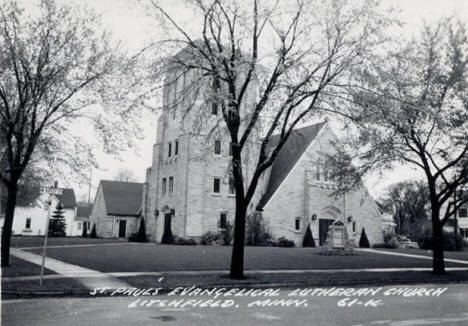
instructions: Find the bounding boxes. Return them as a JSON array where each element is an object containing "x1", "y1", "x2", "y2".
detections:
[{"x1": 9, "y1": 248, "x2": 129, "y2": 290}]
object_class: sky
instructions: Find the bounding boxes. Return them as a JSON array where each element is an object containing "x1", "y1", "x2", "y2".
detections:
[{"x1": 56, "y1": 0, "x2": 468, "y2": 202}]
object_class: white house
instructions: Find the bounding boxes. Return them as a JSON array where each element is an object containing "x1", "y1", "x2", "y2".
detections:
[{"x1": 5, "y1": 185, "x2": 80, "y2": 236}]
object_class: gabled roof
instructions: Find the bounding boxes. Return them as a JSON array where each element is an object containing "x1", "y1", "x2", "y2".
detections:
[
  {"x1": 258, "y1": 122, "x2": 326, "y2": 209},
  {"x1": 55, "y1": 188, "x2": 77, "y2": 209},
  {"x1": 76, "y1": 204, "x2": 92, "y2": 218},
  {"x1": 100, "y1": 180, "x2": 143, "y2": 217}
]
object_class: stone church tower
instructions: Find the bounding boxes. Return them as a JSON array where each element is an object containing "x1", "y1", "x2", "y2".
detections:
[{"x1": 142, "y1": 66, "x2": 259, "y2": 243}]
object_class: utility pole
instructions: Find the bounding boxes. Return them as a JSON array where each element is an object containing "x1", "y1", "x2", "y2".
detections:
[
  {"x1": 39, "y1": 183, "x2": 63, "y2": 286},
  {"x1": 454, "y1": 186, "x2": 459, "y2": 251}
]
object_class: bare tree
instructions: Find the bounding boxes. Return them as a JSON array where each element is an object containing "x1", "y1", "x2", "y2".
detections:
[
  {"x1": 0, "y1": 0, "x2": 147, "y2": 266},
  {"x1": 147, "y1": 0, "x2": 395, "y2": 278},
  {"x1": 113, "y1": 168, "x2": 138, "y2": 182},
  {"x1": 331, "y1": 17, "x2": 468, "y2": 274}
]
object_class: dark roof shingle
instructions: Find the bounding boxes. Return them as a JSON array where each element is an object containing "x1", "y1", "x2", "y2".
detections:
[
  {"x1": 56, "y1": 188, "x2": 76, "y2": 209},
  {"x1": 258, "y1": 122, "x2": 326, "y2": 209},
  {"x1": 76, "y1": 204, "x2": 92, "y2": 218},
  {"x1": 101, "y1": 180, "x2": 143, "y2": 216}
]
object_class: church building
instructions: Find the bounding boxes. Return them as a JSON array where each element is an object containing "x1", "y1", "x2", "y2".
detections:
[{"x1": 141, "y1": 65, "x2": 384, "y2": 246}]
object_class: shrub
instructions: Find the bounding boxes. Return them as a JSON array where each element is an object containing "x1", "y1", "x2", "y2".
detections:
[
  {"x1": 382, "y1": 233, "x2": 399, "y2": 249},
  {"x1": 136, "y1": 218, "x2": 148, "y2": 242},
  {"x1": 89, "y1": 224, "x2": 97, "y2": 238},
  {"x1": 173, "y1": 237, "x2": 197, "y2": 245},
  {"x1": 201, "y1": 231, "x2": 219, "y2": 245},
  {"x1": 82, "y1": 222, "x2": 88, "y2": 238},
  {"x1": 246, "y1": 213, "x2": 273, "y2": 246},
  {"x1": 221, "y1": 222, "x2": 233, "y2": 246},
  {"x1": 417, "y1": 227, "x2": 464, "y2": 251},
  {"x1": 359, "y1": 228, "x2": 370, "y2": 248},
  {"x1": 278, "y1": 236, "x2": 295, "y2": 247},
  {"x1": 302, "y1": 224, "x2": 316, "y2": 247}
]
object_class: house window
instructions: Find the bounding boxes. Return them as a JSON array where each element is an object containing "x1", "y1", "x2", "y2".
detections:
[
  {"x1": 352, "y1": 221, "x2": 357, "y2": 234},
  {"x1": 294, "y1": 217, "x2": 301, "y2": 232},
  {"x1": 168, "y1": 142, "x2": 172, "y2": 157},
  {"x1": 219, "y1": 212, "x2": 227, "y2": 229},
  {"x1": 77, "y1": 222, "x2": 82, "y2": 230},
  {"x1": 213, "y1": 178, "x2": 221, "y2": 194},
  {"x1": 229, "y1": 142, "x2": 233, "y2": 157},
  {"x1": 25, "y1": 218, "x2": 31, "y2": 229},
  {"x1": 169, "y1": 177, "x2": 174, "y2": 194},
  {"x1": 162, "y1": 178, "x2": 167, "y2": 195},
  {"x1": 228, "y1": 176, "x2": 235, "y2": 195},
  {"x1": 214, "y1": 140, "x2": 221, "y2": 155},
  {"x1": 461, "y1": 228, "x2": 468, "y2": 239},
  {"x1": 459, "y1": 207, "x2": 467, "y2": 218},
  {"x1": 175, "y1": 140, "x2": 179, "y2": 156}
]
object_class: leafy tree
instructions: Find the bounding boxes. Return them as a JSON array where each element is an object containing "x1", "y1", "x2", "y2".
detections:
[
  {"x1": 359, "y1": 228, "x2": 370, "y2": 248},
  {"x1": 48, "y1": 203, "x2": 66, "y2": 237},
  {"x1": 148, "y1": 0, "x2": 395, "y2": 279},
  {"x1": 386, "y1": 180, "x2": 430, "y2": 239},
  {"x1": 82, "y1": 222, "x2": 88, "y2": 238},
  {"x1": 0, "y1": 0, "x2": 148, "y2": 266},
  {"x1": 332, "y1": 18, "x2": 468, "y2": 274},
  {"x1": 89, "y1": 224, "x2": 97, "y2": 238},
  {"x1": 113, "y1": 168, "x2": 138, "y2": 182},
  {"x1": 302, "y1": 224, "x2": 316, "y2": 247}
]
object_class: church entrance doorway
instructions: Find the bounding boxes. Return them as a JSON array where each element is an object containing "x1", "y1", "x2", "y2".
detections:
[
  {"x1": 161, "y1": 213, "x2": 173, "y2": 244},
  {"x1": 319, "y1": 219, "x2": 334, "y2": 245}
]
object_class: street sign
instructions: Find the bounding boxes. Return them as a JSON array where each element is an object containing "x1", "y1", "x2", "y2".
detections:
[{"x1": 40, "y1": 187, "x2": 63, "y2": 195}]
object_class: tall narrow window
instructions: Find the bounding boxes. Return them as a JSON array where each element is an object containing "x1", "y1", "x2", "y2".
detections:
[
  {"x1": 213, "y1": 178, "x2": 221, "y2": 193},
  {"x1": 228, "y1": 176, "x2": 235, "y2": 195},
  {"x1": 25, "y1": 218, "x2": 31, "y2": 229},
  {"x1": 294, "y1": 217, "x2": 301, "y2": 232},
  {"x1": 229, "y1": 142, "x2": 233, "y2": 157},
  {"x1": 162, "y1": 178, "x2": 167, "y2": 195},
  {"x1": 459, "y1": 207, "x2": 468, "y2": 218},
  {"x1": 219, "y1": 213, "x2": 227, "y2": 229},
  {"x1": 169, "y1": 177, "x2": 174, "y2": 194},
  {"x1": 352, "y1": 221, "x2": 357, "y2": 234},
  {"x1": 315, "y1": 161, "x2": 321, "y2": 180},
  {"x1": 168, "y1": 142, "x2": 172, "y2": 157},
  {"x1": 214, "y1": 140, "x2": 221, "y2": 155},
  {"x1": 175, "y1": 140, "x2": 179, "y2": 156}
]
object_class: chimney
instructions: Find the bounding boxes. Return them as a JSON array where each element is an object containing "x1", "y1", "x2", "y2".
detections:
[{"x1": 54, "y1": 181, "x2": 58, "y2": 188}]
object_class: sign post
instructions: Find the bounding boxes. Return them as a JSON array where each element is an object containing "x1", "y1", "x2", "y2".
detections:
[{"x1": 39, "y1": 186, "x2": 63, "y2": 286}]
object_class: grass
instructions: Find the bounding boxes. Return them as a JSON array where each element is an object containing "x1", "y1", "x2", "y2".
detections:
[
  {"x1": 1, "y1": 256, "x2": 55, "y2": 278},
  {"x1": 25, "y1": 244, "x2": 468, "y2": 274},
  {"x1": 9, "y1": 236, "x2": 127, "y2": 248}
]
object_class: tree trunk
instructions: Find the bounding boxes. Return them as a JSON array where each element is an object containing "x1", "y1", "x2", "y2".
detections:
[
  {"x1": 431, "y1": 209, "x2": 445, "y2": 274},
  {"x1": 230, "y1": 199, "x2": 247, "y2": 279},
  {"x1": 1, "y1": 182, "x2": 18, "y2": 267}
]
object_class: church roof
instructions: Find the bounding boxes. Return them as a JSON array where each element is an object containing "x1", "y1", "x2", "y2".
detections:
[
  {"x1": 100, "y1": 180, "x2": 143, "y2": 217},
  {"x1": 258, "y1": 122, "x2": 326, "y2": 209}
]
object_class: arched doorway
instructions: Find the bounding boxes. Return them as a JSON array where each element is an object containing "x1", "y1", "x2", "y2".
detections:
[
  {"x1": 161, "y1": 206, "x2": 174, "y2": 244},
  {"x1": 319, "y1": 206, "x2": 341, "y2": 245}
]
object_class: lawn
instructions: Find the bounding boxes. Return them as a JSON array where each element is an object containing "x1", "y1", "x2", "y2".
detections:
[
  {"x1": 9, "y1": 236, "x2": 127, "y2": 248},
  {"x1": 1, "y1": 256, "x2": 55, "y2": 278},
  {"x1": 26, "y1": 244, "x2": 468, "y2": 274}
]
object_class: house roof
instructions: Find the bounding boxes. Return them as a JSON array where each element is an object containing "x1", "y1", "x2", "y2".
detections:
[
  {"x1": 258, "y1": 122, "x2": 326, "y2": 209},
  {"x1": 55, "y1": 188, "x2": 77, "y2": 209},
  {"x1": 76, "y1": 204, "x2": 92, "y2": 218},
  {"x1": 100, "y1": 180, "x2": 143, "y2": 217}
]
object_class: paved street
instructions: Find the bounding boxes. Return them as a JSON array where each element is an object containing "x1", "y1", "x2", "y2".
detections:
[{"x1": 3, "y1": 283, "x2": 468, "y2": 326}]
